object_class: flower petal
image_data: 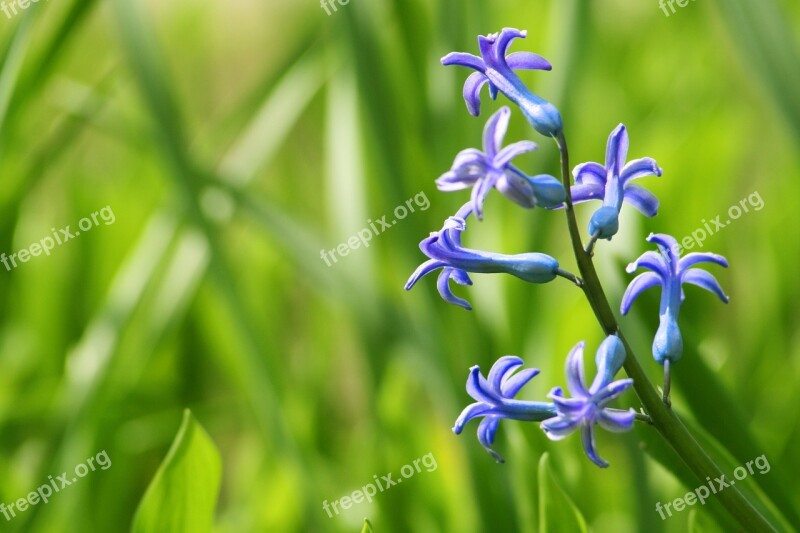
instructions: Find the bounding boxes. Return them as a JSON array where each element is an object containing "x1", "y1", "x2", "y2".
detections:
[
  {"x1": 682, "y1": 269, "x2": 729, "y2": 303},
  {"x1": 621, "y1": 157, "x2": 662, "y2": 184},
  {"x1": 570, "y1": 183, "x2": 605, "y2": 204},
  {"x1": 453, "y1": 402, "x2": 496, "y2": 434},
  {"x1": 466, "y1": 365, "x2": 501, "y2": 404},
  {"x1": 626, "y1": 250, "x2": 669, "y2": 279},
  {"x1": 505, "y1": 51, "x2": 552, "y2": 71},
  {"x1": 597, "y1": 408, "x2": 635, "y2": 433},
  {"x1": 487, "y1": 356, "x2": 524, "y2": 393},
  {"x1": 437, "y1": 268, "x2": 473, "y2": 310},
  {"x1": 441, "y1": 52, "x2": 486, "y2": 71},
  {"x1": 496, "y1": 170, "x2": 536, "y2": 208},
  {"x1": 594, "y1": 378, "x2": 634, "y2": 406},
  {"x1": 501, "y1": 368, "x2": 540, "y2": 398},
  {"x1": 573, "y1": 162, "x2": 607, "y2": 186},
  {"x1": 678, "y1": 252, "x2": 729, "y2": 273},
  {"x1": 605, "y1": 124, "x2": 629, "y2": 178},
  {"x1": 581, "y1": 425, "x2": 609, "y2": 468},
  {"x1": 620, "y1": 271, "x2": 662, "y2": 315},
  {"x1": 463, "y1": 71, "x2": 489, "y2": 116},
  {"x1": 405, "y1": 259, "x2": 446, "y2": 290},
  {"x1": 494, "y1": 140, "x2": 538, "y2": 168},
  {"x1": 483, "y1": 107, "x2": 510, "y2": 158},
  {"x1": 541, "y1": 415, "x2": 581, "y2": 440},
  {"x1": 647, "y1": 233, "x2": 680, "y2": 269},
  {"x1": 565, "y1": 342, "x2": 589, "y2": 398},
  {"x1": 623, "y1": 184, "x2": 659, "y2": 217},
  {"x1": 495, "y1": 28, "x2": 527, "y2": 60},
  {"x1": 477, "y1": 417, "x2": 506, "y2": 463}
]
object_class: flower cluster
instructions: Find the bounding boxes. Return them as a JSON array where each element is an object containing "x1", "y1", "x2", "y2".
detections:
[{"x1": 406, "y1": 28, "x2": 731, "y2": 467}]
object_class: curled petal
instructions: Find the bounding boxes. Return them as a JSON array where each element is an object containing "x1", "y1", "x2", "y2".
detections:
[
  {"x1": 570, "y1": 182, "x2": 605, "y2": 204},
  {"x1": 605, "y1": 124, "x2": 629, "y2": 178},
  {"x1": 621, "y1": 271, "x2": 662, "y2": 315},
  {"x1": 573, "y1": 162, "x2": 607, "y2": 186},
  {"x1": 441, "y1": 52, "x2": 485, "y2": 71},
  {"x1": 487, "y1": 356, "x2": 525, "y2": 392},
  {"x1": 470, "y1": 169, "x2": 502, "y2": 220},
  {"x1": 541, "y1": 415, "x2": 581, "y2": 440},
  {"x1": 501, "y1": 368, "x2": 540, "y2": 398},
  {"x1": 463, "y1": 72, "x2": 489, "y2": 116},
  {"x1": 505, "y1": 51, "x2": 552, "y2": 71},
  {"x1": 594, "y1": 378, "x2": 634, "y2": 406},
  {"x1": 626, "y1": 250, "x2": 669, "y2": 279},
  {"x1": 678, "y1": 252, "x2": 729, "y2": 273},
  {"x1": 477, "y1": 417, "x2": 505, "y2": 462},
  {"x1": 565, "y1": 342, "x2": 589, "y2": 398},
  {"x1": 548, "y1": 387, "x2": 588, "y2": 417},
  {"x1": 621, "y1": 157, "x2": 662, "y2": 183},
  {"x1": 437, "y1": 268, "x2": 472, "y2": 310},
  {"x1": 453, "y1": 402, "x2": 498, "y2": 434},
  {"x1": 405, "y1": 259, "x2": 446, "y2": 290},
  {"x1": 623, "y1": 184, "x2": 659, "y2": 217},
  {"x1": 682, "y1": 269, "x2": 729, "y2": 303},
  {"x1": 495, "y1": 27, "x2": 527, "y2": 60},
  {"x1": 647, "y1": 233, "x2": 680, "y2": 268},
  {"x1": 597, "y1": 409, "x2": 636, "y2": 433},
  {"x1": 483, "y1": 107, "x2": 511, "y2": 158},
  {"x1": 581, "y1": 425, "x2": 608, "y2": 468},
  {"x1": 494, "y1": 140, "x2": 538, "y2": 168},
  {"x1": 466, "y1": 366, "x2": 501, "y2": 404}
]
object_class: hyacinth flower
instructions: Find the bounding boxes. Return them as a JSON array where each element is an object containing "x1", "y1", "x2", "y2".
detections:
[
  {"x1": 441, "y1": 28, "x2": 563, "y2": 137},
  {"x1": 622, "y1": 233, "x2": 729, "y2": 404},
  {"x1": 405, "y1": 203, "x2": 579, "y2": 310},
  {"x1": 436, "y1": 106, "x2": 565, "y2": 219},
  {"x1": 541, "y1": 336, "x2": 636, "y2": 468},
  {"x1": 569, "y1": 124, "x2": 662, "y2": 253},
  {"x1": 453, "y1": 356, "x2": 556, "y2": 462}
]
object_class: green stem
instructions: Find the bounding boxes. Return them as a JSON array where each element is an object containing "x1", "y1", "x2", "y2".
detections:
[{"x1": 553, "y1": 131, "x2": 775, "y2": 532}]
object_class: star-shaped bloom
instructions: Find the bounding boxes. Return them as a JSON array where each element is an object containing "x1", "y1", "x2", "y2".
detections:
[
  {"x1": 569, "y1": 124, "x2": 662, "y2": 246},
  {"x1": 405, "y1": 203, "x2": 564, "y2": 310},
  {"x1": 541, "y1": 336, "x2": 635, "y2": 468},
  {"x1": 436, "y1": 107, "x2": 565, "y2": 219},
  {"x1": 453, "y1": 356, "x2": 556, "y2": 462},
  {"x1": 622, "y1": 233, "x2": 729, "y2": 365},
  {"x1": 441, "y1": 28, "x2": 563, "y2": 137}
]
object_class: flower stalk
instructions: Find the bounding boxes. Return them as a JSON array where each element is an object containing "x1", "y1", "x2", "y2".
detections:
[{"x1": 553, "y1": 131, "x2": 775, "y2": 533}]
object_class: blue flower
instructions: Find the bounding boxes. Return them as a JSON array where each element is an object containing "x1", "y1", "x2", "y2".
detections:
[
  {"x1": 541, "y1": 336, "x2": 635, "y2": 468},
  {"x1": 570, "y1": 124, "x2": 662, "y2": 247},
  {"x1": 441, "y1": 28, "x2": 563, "y2": 137},
  {"x1": 453, "y1": 356, "x2": 556, "y2": 463},
  {"x1": 405, "y1": 203, "x2": 565, "y2": 310},
  {"x1": 621, "y1": 233, "x2": 729, "y2": 365},
  {"x1": 436, "y1": 107, "x2": 565, "y2": 219}
]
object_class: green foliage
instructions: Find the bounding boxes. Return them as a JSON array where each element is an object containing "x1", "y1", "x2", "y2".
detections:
[{"x1": 132, "y1": 410, "x2": 221, "y2": 533}]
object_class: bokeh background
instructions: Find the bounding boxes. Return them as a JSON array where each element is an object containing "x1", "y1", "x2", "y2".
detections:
[{"x1": 0, "y1": 0, "x2": 798, "y2": 531}]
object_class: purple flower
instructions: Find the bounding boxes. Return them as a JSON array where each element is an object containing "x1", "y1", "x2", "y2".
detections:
[
  {"x1": 441, "y1": 28, "x2": 563, "y2": 137},
  {"x1": 436, "y1": 107, "x2": 565, "y2": 219},
  {"x1": 570, "y1": 125, "x2": 662, "y2": 246},
  {"x1": 622, "y1": 233, "x2": 729, "y2": 365},
  {"x1": 405, "y1": 203, "x2": 564, "y2": 310},
  {"x1": 453, "y1": 356, "x2": 556, "y2": 463},
  {"x1": 541, "y1": 336, "x2": 635, "y2": 468}
]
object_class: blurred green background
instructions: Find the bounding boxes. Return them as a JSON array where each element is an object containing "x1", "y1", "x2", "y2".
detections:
[{"x1": 0, "y1": 0, "x2": 798, "y2": 531}]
